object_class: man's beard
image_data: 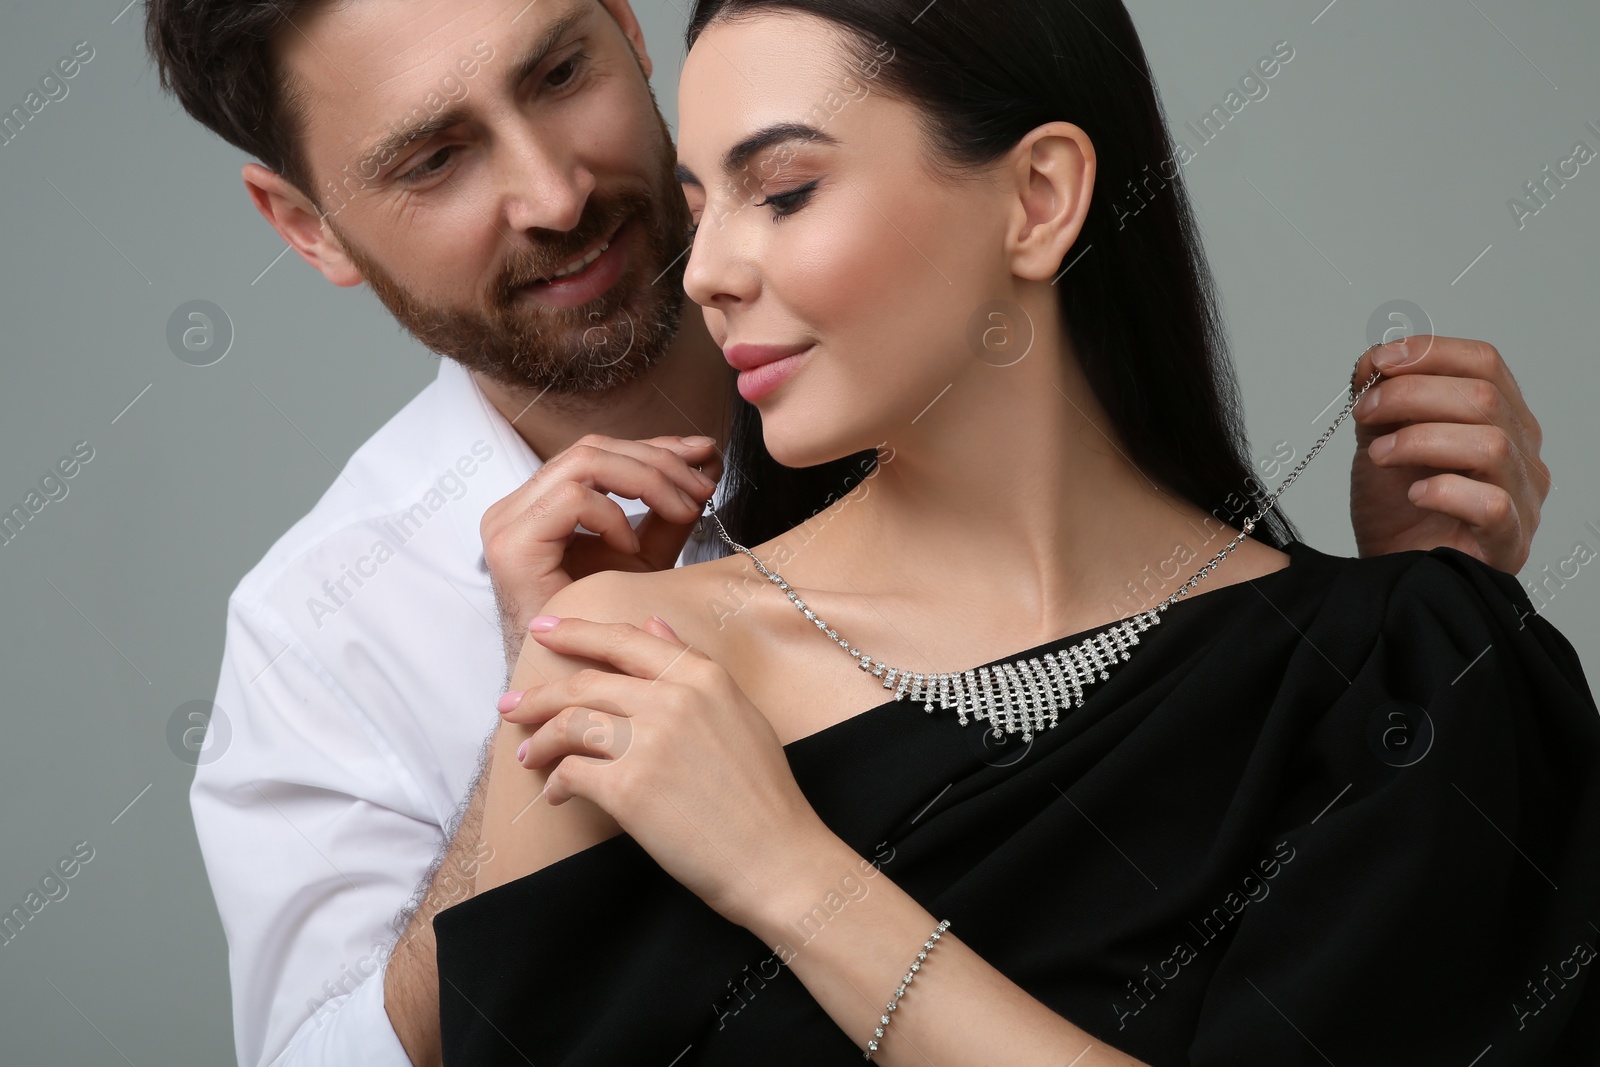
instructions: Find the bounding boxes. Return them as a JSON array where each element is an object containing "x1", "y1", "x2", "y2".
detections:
[{"x1": 331, "y1": 118, "x2": 693, "y2": 400}]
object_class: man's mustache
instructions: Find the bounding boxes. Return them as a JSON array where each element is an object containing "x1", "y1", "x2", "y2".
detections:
[{"x1": 493, "y1": 194, "x2": 647, "y2": 303}]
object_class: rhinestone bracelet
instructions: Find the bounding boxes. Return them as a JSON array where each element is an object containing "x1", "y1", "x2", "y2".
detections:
[{"x1": 864, "y1": 919, "x2": 951, "y2": 1060}]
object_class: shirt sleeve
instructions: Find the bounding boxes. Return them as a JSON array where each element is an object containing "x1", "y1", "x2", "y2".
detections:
[
  {"x1": 192, "y1": 593, "x2": 437, "y2": 1067},
  {"x1": 1187, "y1": 547, "x2": 1600, "y2": 1066}
]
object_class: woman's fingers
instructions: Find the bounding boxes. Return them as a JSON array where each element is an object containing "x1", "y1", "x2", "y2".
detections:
[
  {"x1": 499, "y1": 665, "x2": 646, "y2": 728},
  {"x1": 500, "y1": 617, "x2": 705, "y2": 782},
  {"x1": 525, "y1": 616, "x2": 702, "y2": 685},
  {"x1": 517, "y1": 706, "x2": 632, "y2": 772}
]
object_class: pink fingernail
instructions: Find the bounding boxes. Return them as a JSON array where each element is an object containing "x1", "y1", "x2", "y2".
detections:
[
  {"x1": 528, "y1": 615, "x2": 561, "y2": 632},
  {"x1": 497, "y1": 690, "x2": 524, "y2": 713},
  {"x1": 516, "y1": 739, "x2": 530, "y2": 763},
  {"x1": 650, "y1": 615, "x2": 680, "y2": 640}
]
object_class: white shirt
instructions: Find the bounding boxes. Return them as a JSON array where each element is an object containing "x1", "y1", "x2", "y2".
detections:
[{"x1": 192, "y1": 357, "x2": 719, "y2": 1067}]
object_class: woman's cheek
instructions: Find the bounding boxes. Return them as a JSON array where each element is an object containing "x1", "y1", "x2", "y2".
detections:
[{"x1": 781, "y1": 205, "x2": 900, "y2": 332}]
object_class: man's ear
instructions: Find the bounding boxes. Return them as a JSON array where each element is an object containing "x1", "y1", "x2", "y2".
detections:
[
  {"x1": 599, "y1": 0, "x2": 653, "y2": 79},
  {"x1": 1004, "y1": 122, "x2": 1096, "y2": 284},
  {"x1": 242, "y1": 163, "x2": 364, "y2": 288}
]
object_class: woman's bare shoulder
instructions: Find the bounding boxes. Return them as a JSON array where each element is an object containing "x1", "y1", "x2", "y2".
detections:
[{"x1": 538, "y1": 552, "x2": 765, "y2": 640}]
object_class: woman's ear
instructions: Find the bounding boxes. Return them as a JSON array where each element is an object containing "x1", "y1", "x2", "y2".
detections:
[{"x1": 1005, "y1": 122, "x2": 1095, "y2": 283}]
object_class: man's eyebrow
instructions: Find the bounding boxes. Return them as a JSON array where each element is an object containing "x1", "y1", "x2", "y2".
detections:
[
  {"x1": 674, "y1": 122, "x2": 841, "y2": 187},
  {"x1": 358, "y1": 5, "x2": 592, "y2": 170}
]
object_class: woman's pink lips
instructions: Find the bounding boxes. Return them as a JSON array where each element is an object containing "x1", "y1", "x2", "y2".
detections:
[
  {"x1": 721, "y1": 342, "x2": 813, "y2": 371},
  {"x1": 516, "y1": 219, "x2": 632, "y2": 309},
  {"x1": 733, "y1": 345, "x2": 813, "y2": 403}
]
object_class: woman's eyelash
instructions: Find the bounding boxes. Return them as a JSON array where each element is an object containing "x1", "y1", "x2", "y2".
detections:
[
  {"x1": 754, "y1": 179, "x2": 820, "y2": 219},
  {"x1": 680, "y1": 178, "x2": 818, "y2": 236}
]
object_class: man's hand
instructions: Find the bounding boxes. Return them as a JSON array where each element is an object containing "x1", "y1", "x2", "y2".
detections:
[
  {"x1": 1349, "y1": 336, "x2": 1551, "y2": 573},
  {"x1": 383, "y1": 437, "x2": 724, "y2": 1064},
  {"x1": 480, "y1": 434, "x2": 724, "y2": 673}
]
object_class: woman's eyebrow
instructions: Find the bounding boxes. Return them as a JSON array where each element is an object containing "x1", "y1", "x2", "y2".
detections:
[{"x1": 674, "y1": 121, "x2": 841, "y2": 187}]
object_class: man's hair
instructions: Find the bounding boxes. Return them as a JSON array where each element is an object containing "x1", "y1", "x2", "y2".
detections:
[{"x1": 145, "y1": 1, "x2": 322, "y2": 196}]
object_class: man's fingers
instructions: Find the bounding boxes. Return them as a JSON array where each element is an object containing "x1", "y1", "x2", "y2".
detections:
[
  {"x1": 644, "y1": 433, "x2": 721, "y2": 463},
  {"x1": 1406, "y1": 472, "x2": 1522, "y2": 566},
  {"x1": 1353, "y1": 336, "x2": 1541, "y2": 451},
  {"x1": 509, "y1": 485, "x2": 641, "y2": 556},
  {"x1": 629, "y1": 438, "x2": 727, "y2": 567},
  {"x1": 542, "y1": 448, "x2": 703, "y2": 517},
  {"x1": 1354, "y1": 373, "x2": 1517, "y2": 435},
  {"x1": 483, "y1": 435, "x2": 719, "y2": 529},
  {"x1": 632, "y1": 508, "x2": 702, "y2": 570},
  {"x1": 1369, "y1": 422, "x2": 1524, "y2": 484},
  {"x1": 477, "y1": 435, "x2": 724, "y2": 659},
  {"x1": 1349, "y1": 338, "x2": 1420, "y2": 396},
  {"x1": 561, "y1": 435, "x2": 721, "y2": 500},
  {"x1": 486, "y1": 448, "x2": 710, "y2": 543}
]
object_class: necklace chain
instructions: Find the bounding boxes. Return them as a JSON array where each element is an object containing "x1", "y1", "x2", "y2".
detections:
[{"x1": 700, "y1": 364, "x2": 1384, "y2": 742}]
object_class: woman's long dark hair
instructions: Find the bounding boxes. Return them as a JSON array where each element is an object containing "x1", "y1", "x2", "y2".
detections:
[{"x1": 688, "y1": 0, "x2": 1300, "y2": 554}]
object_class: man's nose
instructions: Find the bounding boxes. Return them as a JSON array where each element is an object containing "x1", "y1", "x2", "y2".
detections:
[{"x1": 496, "y1": 126, "x2": 595, "y2": 234}]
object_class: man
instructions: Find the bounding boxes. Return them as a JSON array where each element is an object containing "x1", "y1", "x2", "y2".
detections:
[{"x1": 144, "y1": 1, "x2": 1551, "y2": 1064}]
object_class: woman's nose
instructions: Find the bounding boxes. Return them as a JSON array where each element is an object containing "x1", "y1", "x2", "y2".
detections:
[{"x1": 682, "y1": 206, "x2": 761, "y2": 311}]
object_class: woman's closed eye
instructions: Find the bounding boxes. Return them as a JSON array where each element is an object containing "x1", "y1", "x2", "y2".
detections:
[
  {"x1": 677, "y1": 177, "x2": 819, "y2": 241},
  {"x1": 754, "y1": 179, "x2": 820, "y2": 221}
]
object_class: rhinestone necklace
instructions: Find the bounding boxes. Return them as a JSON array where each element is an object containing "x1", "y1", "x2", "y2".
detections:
[{"x1": 700, "y1": 367, "x2": 1382, "y2": 743}]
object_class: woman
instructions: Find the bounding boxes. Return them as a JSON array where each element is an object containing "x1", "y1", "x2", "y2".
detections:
[{"x1": 434, "y1": 0, "x2": 1600, "y2": 1063}]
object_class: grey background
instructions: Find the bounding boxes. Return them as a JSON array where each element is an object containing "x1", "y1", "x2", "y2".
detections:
[{"x1": 1, "y1": 0, "x2": 1595, "y2": 1062}]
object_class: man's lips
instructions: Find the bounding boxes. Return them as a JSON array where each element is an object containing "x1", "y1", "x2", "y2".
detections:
[
  {"x1": 722, "y1": 342, "x2": 814, "y2": 371},
  {"x1": 536, "y1": 220, "x2": 624, "y2": 283},
  {"x1": 513, "y1": 218, "x2": 633, "y2": 310}
]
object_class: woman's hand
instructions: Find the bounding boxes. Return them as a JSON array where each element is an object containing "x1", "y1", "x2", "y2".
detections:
[{"x1": 498, "y1": 613, "x2": 839, "y2": 931}]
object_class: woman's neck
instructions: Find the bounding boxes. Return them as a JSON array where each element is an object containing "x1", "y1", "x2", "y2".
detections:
[{"x1": 757, "y1": 344, "x2": 1273, "y2": 645}]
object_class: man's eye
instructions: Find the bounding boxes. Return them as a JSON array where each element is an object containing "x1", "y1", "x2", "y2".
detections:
[
  {"x1": 399, "y1": 147, "x2": 455, "y2": 184},
  {"x1": 547, "y1": 53, "x2": 586, "y2": 88}
]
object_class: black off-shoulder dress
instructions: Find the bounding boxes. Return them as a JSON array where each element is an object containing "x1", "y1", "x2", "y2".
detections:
[{"x1": 435, "y1": 541, "x2": 1600, "y2": 1066}]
